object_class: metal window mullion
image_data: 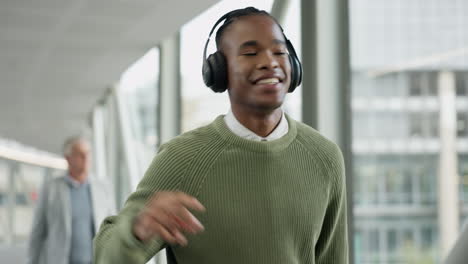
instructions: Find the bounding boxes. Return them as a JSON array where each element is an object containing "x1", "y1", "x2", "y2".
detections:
[
  {"x1": 271, "y1": 0, "x2": 291, "y2": 23},
  {"x1": 153, "y1": 32, "x2": 181, "y2": 264},
  {"x1": 114, "y1": 86, "x2": 142, "y2": 192},
  {"x1": 302, "y1": 0, "x2": 353, "y2": 262},
  {"x1": 159, "y1": 33, "x2": 181, "y2": 144},
  {"x1": 300, "y1": 0, "x2": 318, "y2": 128},
  {"x1": 7, "y1": 161, "x2": 17, "y2": 245},
  {"x1": 92, "y1": 105, "x2": 108, "y2": 181},
  {"x1": 104, "y1": 94, "x2": 120, "y2": 209}
]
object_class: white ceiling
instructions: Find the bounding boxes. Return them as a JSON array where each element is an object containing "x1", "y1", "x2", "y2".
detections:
[{"x1": 0, "y1": 0, "x2": 219, "y2": 154}]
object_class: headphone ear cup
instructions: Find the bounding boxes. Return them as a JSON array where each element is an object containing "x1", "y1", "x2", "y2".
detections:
[
  {"x1": 288, "y1": 54, "x2": 302, "y2": 93},
  {"x1": 212, "y1": 52, "x2": 228, "y2": 93},
  {"x1": 204, "y1": 52, "x2": 228, "y2": 93},
  {"x1": 202, "y1": 55, "x2": 214, "y2": 88}
]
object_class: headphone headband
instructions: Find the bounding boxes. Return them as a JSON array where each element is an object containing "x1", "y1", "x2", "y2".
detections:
[
  {"x1": 203, "y1": 11, "x2": 234, "y2": 67},
  {"x1": 203, "y1": 11, "x2": 287, "y2": 64}
]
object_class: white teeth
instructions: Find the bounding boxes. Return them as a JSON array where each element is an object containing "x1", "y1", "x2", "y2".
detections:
[{"x1": 257, "y1": 78, "x2": 279, "y2": 84}]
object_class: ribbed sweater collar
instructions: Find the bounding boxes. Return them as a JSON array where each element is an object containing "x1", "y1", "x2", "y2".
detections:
[{"x1": 211, "y1": 114, "x2": 297, "y2": 153}]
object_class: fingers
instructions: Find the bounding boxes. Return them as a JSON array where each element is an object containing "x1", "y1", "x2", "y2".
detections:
[
  {"x1": 153, "y1": 222, "x2": 187, "y2": 246},
  {"x1": 133, "y1": 191, "x2": 205, "y2": 246},
  {"x1": 139, "y1": 213, "x2": 187, "y2": 245},
  {"x1": 167, "y1": 206, "x2": 204, "y2": 234},
  {"x1": 151, "y1": 192, "x2": 205, "y2": 233},
  {"x1": 174, "y1": 192, "x2": 206, "y2": 212}
]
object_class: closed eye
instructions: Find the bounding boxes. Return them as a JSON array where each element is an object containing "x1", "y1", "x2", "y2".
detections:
[{"x1": 242, "y1": 52, "x2": 257, "y2": 56}]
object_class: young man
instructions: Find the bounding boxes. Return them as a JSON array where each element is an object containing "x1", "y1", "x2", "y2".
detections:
[{"x1": 94, "y1": 7, "x2": 348, "y2": 264}]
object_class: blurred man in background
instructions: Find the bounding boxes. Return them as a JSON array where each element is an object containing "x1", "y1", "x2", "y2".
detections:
[{"x1": 28, "y1": 136, "x2": 115, "y2": 264}]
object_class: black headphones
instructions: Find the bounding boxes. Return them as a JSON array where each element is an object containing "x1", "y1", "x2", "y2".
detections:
[{"x1": 202, "y1": 10, "x2": 302, "y2": 93}]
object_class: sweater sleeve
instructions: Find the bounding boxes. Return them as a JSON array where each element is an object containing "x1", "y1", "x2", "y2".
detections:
[
  {"x1": 315, "y1": 143, "x2": 349, "y2": 264},
  {"x1": 93, "y1": 145, "x2": 194, "y2": 264}
]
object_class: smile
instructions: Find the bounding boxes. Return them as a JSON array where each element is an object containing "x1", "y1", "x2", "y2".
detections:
[{"x1": 256, "y1": 78, "x2": 280, "y2": 84}]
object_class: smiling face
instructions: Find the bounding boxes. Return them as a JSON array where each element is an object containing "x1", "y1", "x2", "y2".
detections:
[{"x1": 219, "y1": 15, "x2": 291, "y2": 114}]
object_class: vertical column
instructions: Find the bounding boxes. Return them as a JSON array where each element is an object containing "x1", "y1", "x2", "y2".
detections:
[
  {"x1": 92, "y1": 106, "x2": 108, "y2": 181},
  {"x1": 315, "y1": 0, "x2": 351, "y2": 147},
  {"x1": 271, "y1": 0, "x2": 291, "y2": 23},
  {"x1": 153, "y1": 32, "x2": 181, "y2": 264},
  {"x1": 159, "y1": 33, "x2": 181, "y2": 144},
  {"x1": 115, "y1": 85, "x2": 142, "y2": 191},
  {"x1": 302, "y1": 0, "x2": 354, "y2": 262},
  {"x1": 438, "y1": 71, "x2": 459, "y2": 258},
  {"x1": 300, "y1": 0, "x2": 318, "y2": 128},
  {"x1": 104, "y1": 94, "x2": 120, "y2": 209},
  {"x1": 6, "y1": 161, "x2": 17, "y2": 245}
]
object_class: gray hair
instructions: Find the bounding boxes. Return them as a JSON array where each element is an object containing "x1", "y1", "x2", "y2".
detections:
[{"x1": 63, "y1": 136, "x2": 89, "y2": 156}]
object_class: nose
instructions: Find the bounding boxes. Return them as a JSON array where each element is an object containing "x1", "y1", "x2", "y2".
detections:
[{"x1": 257, "y1": 51, "x2": 279, "y2": 70}]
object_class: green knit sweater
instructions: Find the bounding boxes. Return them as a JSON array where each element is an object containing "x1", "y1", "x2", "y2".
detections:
[{"x1": 94, "y1": 115, "x2": 348, "y2": 264}]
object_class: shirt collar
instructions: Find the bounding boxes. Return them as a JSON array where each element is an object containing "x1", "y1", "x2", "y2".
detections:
[
  {"x1": 66, "y1": 174, "x2": 89, "y2": 188},
  {"x1": 224, "y1": 109, "x2": 289, "y2": 141}
]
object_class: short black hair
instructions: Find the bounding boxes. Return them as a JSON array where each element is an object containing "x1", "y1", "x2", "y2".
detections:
[{"x1": 214, "y1": 7, "x2": 278, "y2": 50}]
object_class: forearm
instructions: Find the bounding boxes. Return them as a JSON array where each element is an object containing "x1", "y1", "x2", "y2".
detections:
[
  {"x1": 93, "y1": 143, "x2": 192, "y2": 263},
  {"x1": 94, "y1": 211, "x2": 163, "y2": 264}
]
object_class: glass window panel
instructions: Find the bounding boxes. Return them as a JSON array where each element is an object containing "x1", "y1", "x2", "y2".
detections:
[
  {"x1": 421, "y1": 227, "x2": 433, "y2": 250},
  {"x1": 350, "y1": 0, "x2": 467, "y2": 262},
  {"x1": 119, "y1": 48, "x2": 160, "y2": 169},
  {"x1": 384, "y1": 168, "x2": 400, "y2": 204},
  {"x1": 355, "y1": 157, "x2": 379, "y2": 205},
  {"x1": 456, "y1": 72, "x2": 467, "y2": 96},
  {"x1": 457, "y1": 113, "x2": 468, "y2": 137},
  {"x1": 354, "y1": 228, "x2": 364, "y2": 263},
  {"x1": 428, "y1": 112, "x2": 439, "y2": 138},
  {"x1": 13, "y1": 164, "x2": 45, "y2": 244},
  {"x1": 369, "y1": 229, "x2": 380, "y2": 252},
  {"x1": 402, "y1": 228, "x2": 414, "y2": 245},
  {"x1": 402, "y1": 170, "x2": 413, "y2": 203},
  {"x1": 459, "y1": 155, "x2": 468, "y2": 203},
  {"x1": 409, "y1": 72, "x2": 424, "y2": 96},
  {"x1": 0, "y1": 161, "x2": 8, "y2": 244},
  {"x1": 418, "y1": 163, "x2": 437, "y2": 205},
  {"x1": 387, "y1": 229, "x2": 397, "y2": 253},
  {"x1": 409, "y1": 112, "x2": 423, "y2": 137},
  {"x1": 427, "y1": 72, "x2": 438, "y2": 96}
]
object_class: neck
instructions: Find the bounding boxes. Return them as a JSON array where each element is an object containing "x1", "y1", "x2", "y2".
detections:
[
  {"x1": 69, "y1": 171, "x2": 87, "y2": 183},
  {"x1": 231, "y1": 107, "x2": 283, "y2": 137}
]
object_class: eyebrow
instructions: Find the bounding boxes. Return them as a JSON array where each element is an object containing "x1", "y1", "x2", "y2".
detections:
[
  {"x1": 239, "y1": 40, "x2": 258, "y2": 49},
  {"x1": 239, "y1": 39, "x2": 286, "y2": 49}
]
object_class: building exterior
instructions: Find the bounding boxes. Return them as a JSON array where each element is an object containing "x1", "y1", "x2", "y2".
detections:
[{"x1": 350, "y1": 0, "x2": 468, "y2": 263}]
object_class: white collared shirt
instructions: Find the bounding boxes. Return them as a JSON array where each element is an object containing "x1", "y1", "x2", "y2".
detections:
[{"x1": 224, "y1": 109, "x2": 289, "y2": 141}]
